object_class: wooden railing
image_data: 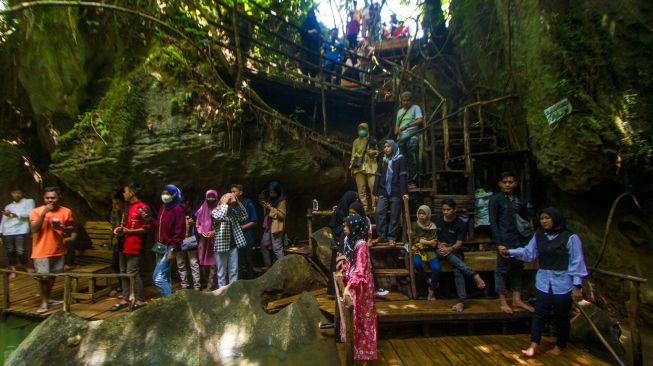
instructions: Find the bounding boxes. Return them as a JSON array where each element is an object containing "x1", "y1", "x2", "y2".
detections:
[
  {"x1": 584, "y1": 267, "x2": 648, "y2": 366},
  {"x1": 333, "y1": 272, "x2": 355, "y2": 366},
  {"x1": 1, "y1": 268, "x2": 136, "y2": 318}
]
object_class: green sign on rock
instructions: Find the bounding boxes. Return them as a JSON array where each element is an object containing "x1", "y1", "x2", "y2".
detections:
[{"x1": 544, "y1": 98, "x2": 572, "y2": 125}]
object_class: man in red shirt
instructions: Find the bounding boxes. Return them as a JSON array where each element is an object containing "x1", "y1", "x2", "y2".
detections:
[
  {"x1": 29, "y1": 187, "x2": 73, "y2": 313},
  {"x1": 110, "y1": 183, "x2": 151, "y2": 311}
]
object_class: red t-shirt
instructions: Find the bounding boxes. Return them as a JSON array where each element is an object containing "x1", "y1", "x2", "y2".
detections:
[{"x1": 122, "y1": 200, "x2": 153, "y2": 255}]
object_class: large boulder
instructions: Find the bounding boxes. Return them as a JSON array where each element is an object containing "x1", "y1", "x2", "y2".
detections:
[{"x1": 6, "y1": 255, "x2": 338, "y2": 366}]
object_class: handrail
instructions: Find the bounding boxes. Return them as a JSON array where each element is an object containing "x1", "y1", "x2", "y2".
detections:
[
  {"x1": 588, "y1": 267, "x2": 647, "y2": 283},
  {"x1": 1, "y1": 268, "x2": 136, "y2": 315},
  {"x1": 593, "y1": 191, "x2": 642, "y2": 268},
  {"x1": 333, "y1": 272, "x2": 354, "y2": 366},
  {"x1": 573, "y1": 302, "x2": 625, "y2": 366}
]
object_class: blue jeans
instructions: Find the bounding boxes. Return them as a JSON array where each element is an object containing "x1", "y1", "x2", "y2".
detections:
[
  {"x1": 375, "y1": 196, "x2": 402, "y2": 241},
  {"x1": 442, "y1": 252, "x2": 477, "y2": 303},
  {"x1": 215, "y1": 247, "x2": 238, "y2": 288},
  {"x1": 153, "y1": 247, "x2": 173, "y2": 297},
  {"x1": 413, "y1": 254, "x2": 440, "y2": 292}
]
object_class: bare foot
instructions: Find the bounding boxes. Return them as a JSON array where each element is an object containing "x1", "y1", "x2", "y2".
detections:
[
  {"x1": 500, "y1": 303, "x2": 514, "y2": 314},
  {"x1": 514, "y1": 300, "x2": 534, "y2": 312},
  {"x1": 8, "y1": 272, "x2": 17, "y2": 281},
  {"x1": 388, "y1": 240, "x2": 396, "y2": 247},
  {"x1": 473, "y1": 274, "x2": 486, "y2": 289},
  {"x1": 521, "y1": 345, "x2": 537, "y2": 358},
  {"x1": 451, "y1": 302, "x2": 464, "y2": 312},
  {"x1": 371, "y1": 238, "x2": 380, "y2": 244},
  {"x1": 546, "y1": 346, "x2": 562, "y2": 356},
  {"x1": 427, "y1": 289, "x2": 436, "y2": 302},
  {"x1": 25, "y1": 267, "x2": 35, "y2": 273}
]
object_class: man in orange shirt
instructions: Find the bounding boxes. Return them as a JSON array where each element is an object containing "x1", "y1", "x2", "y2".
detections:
[{"x1": 29, "y1": 187, "x2": 73, "y2": 313}]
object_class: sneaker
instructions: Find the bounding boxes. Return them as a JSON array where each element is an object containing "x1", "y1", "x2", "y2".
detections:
[{"x1": 376, "y1": 288, "x2": 389, "y2": 297}]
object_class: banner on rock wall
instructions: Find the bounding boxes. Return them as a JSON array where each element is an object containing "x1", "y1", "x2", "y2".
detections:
[{"x1": 544, "y1": 98, "x2": 572, "y2": 125}]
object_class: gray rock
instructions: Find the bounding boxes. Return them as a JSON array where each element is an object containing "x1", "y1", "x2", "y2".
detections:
[
  {"x1": 6, "y1": 255, "x2": 338, "y2": 366},
  {"x1": 570, "y1": 300, "x2": 625, "y2": 357}
]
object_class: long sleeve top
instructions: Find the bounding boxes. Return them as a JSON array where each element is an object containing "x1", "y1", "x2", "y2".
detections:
[
  {"x1": 154, "y1": 204, "x2": 186, "y2": 250},
  {"x1": 373, "y1": 157, "x2": 408, "y2": 198},
  {"x1": 212, "y1": 202, "x2": 248, "y2": 253},
  {"x1": 488, "y1": 192, "x2": 529, "y2": 247},
  {"x1": 0, "y1": 198, "x2": 35, "y2": 235},
  {"x1": 509, "y1": 233, "x2": 588, "y2": 294}
]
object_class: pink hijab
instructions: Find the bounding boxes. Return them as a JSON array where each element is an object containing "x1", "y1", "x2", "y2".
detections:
[{"x1": 195, "y1": 190, "x2": 218, "y2": 234}]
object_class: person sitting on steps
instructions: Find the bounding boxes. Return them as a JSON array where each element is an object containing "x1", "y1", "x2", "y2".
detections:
[
  {"x1": 411, "y1": 205, "x2": 439, "y2": 301},
  {"x1": 434, "y1": 198, "x2": 486, "y2": 312},
  {"x1": 373, "y1": 140, "x2": 409, "y2": 247}
]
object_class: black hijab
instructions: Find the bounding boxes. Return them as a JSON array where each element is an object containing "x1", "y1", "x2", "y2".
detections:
[
  {"x1": 266, "y1": 181, "x2": 286, "y2": 207},
  {"x1": 349, "y1": 201, "x2": 366, "y2": 218},
  {"x1": 539, "y1": 207, "x2": 567, "y2": 235},
  {"x1": 330, "y1": 191, "x2": 359, "y2": 229}
]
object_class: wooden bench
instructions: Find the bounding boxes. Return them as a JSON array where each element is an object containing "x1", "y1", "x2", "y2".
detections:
[
  {"x1": 80, "y1": 221, "x2": 114, "y2": 261},
  {"x1": 71, "y1": 263, "x2": 114, "y2": 302}
]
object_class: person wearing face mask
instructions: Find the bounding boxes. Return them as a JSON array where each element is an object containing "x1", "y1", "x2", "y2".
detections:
[
  {"x1": 212, "y1": 193, "x2": 249, "y2": 287},
  {"x1": 152, "y1": 185, "x2": 185, "y2": 297},
  {"x1": 350, "y1": 122, "x2": 378, "y2": 213},
  {"x1": 195, "y1": 190, "x2": 219, "y2": 291},
  {"x1": 499, "y1": 207, "x2": 587, "y2": 358}
]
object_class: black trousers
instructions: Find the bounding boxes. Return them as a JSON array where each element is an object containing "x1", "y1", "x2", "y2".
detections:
[{"x1": 531, "y1": 289, "x2": 573, "y2": 347}]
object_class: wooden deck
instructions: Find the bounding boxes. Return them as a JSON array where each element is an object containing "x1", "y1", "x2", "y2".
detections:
[
  {"x1": 0, "y1": 267, "x2": 164, "y2": 320},
  {"x1": 314, "y1": 291, "x2": 532, "y2": 325},
  {"x1": 337, "y1": 334, "x2": 611, "y2": 365}
]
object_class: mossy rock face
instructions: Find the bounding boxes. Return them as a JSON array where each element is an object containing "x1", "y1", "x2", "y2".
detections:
[{"x1": 6, "y1": 255, "x2": 335, "y2": 366}]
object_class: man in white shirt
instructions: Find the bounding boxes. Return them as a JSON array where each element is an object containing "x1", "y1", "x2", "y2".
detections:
[{"x1": 1, "y1": 187, "x2": 35, "y2": 280}]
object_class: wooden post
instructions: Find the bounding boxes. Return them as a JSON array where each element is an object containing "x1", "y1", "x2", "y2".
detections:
[
  {"x1": 476, "y1": 90, "x2": 483, "y2": 139},
  {"x1": 312, "y1": 100, "x2": 318, "y2": 131},
  {"x1": 370, "y1": 88, "x2": 376, "y2": 136},
  {"x1": 320, "y1": 58, "x2": 328, "y2": 136},
  {"x1": 463, "y1": 107, "x2": 474, "y2": 193},
  {"x1": 574, "y1": 302, "x2": 625, "y2": 366},
  {"x1": 430, "y1": 123, "x2": 437, "y2": 194},
  {"x1": 442, "y1": 103, "x2": 449, "y2": 170},
  {"x1": 628, "y1": 281, "x2": 643, "y2": 366},
  {"x1": 307, "y1": 209, "x2": 314, "y2": 258},
  {"x1": 2, "y1": 271, "x2": 10, "y2": 319},
  {"x1": 63, "y1": 275, "x2": 72, "y2": 313},
  {"x1": 403, "y1": 196, "x2": 416, "y2": 299},
  {"x1": 344, "y1": 296, "x2": 354, "y2": 366}
]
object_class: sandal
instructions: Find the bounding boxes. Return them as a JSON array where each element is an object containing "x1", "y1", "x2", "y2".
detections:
[
  {"x1": 47, "y1": 300, "x2": 63, "y2": 307},
  {"x1": 131, "y1": 303, "x2": 147, "y2": 311},
  {"x1": 36, "y1": 307, "x2": 48, "y2": 314},
  {"x1": 110, "y1": 303, "x2": 129, "y2": 312}
]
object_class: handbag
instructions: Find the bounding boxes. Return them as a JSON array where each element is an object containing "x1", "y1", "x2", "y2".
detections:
[
  {"x1": 515, "y1": 214, "x2": 534, "y2": 238},
  {"x1": 151, "y1": 210, "x2": 168, "y2": 254},
  {"x1": 181, "y1": 235, "x2": 198, "y2": 251},
  {"x1": 351, "y1": 155, "x2": 363, "y2": 168}
]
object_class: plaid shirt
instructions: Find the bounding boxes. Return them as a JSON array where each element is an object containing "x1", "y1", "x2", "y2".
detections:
[{"x1": 212, "y1": 202, "x2": 248, "y2": 253}]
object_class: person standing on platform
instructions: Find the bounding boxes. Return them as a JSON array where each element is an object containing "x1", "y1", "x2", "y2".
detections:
[
  {"x1": 350, "y1": 122, "x2": 378, "y2": 213},
  {"x1": 322, "y1": 28, "x2": 345, "y2": 85},
  {"x1": 327, "y1": 191, "x2": 359, "y2": 295},
  {"x1": 499, "y1": 207, "x2": 587, "y2": 358},
  {"x1": 490, "y1": 171, "x2": 534, "y2": 313},
  {"x1": 212, "y1": 193, "x2": 248, "y2": 287},
  {"x1": 1, "y1": 186, "x2": 35, "y2": 280},
  {"x1": 373, "y1": 140, "x2": 409, "y2": 247},
  {"x1": 195, "y1": 189, "x2": 218, "y2": 290},
  {"x1": 394, "y1": 91, "x2": 423, "y2": 187},
  {"x1": 111, "y1": 183, "x2": 151, "y2": 311},
  {"x1": 230, "y1": 184, "x2": 258, "y2": 280},
  {"x1": 259, "y1": 181, "x2": 286, "y2": 268},
  {"x1": 152, "y1": 185, "x2": 185, "y2": 297},
  {"x1": 29, "y1": 187, "x2": 73, "y2": 313}
]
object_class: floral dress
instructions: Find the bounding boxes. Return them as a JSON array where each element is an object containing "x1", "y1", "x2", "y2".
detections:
[{"x1": 341, "y1": 239, "x2": 378, "y2": 361}]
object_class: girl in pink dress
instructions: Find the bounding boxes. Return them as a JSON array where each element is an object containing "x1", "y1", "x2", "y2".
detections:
[{"x1": 341, "y1": 214, "x2": 378, "y2": 363}]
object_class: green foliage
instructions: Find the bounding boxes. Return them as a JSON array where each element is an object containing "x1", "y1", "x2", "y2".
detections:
[{"x1": 0, "y1": 143, "x2": 22, "y2": 180}]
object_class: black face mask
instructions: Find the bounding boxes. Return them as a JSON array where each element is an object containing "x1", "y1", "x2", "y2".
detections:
[{"x1": 206, "y1": 199, "x2": 217, "y2": 206}]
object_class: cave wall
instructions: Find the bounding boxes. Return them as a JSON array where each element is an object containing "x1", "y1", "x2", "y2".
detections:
[{"x1": 449, "y1": 0, "x2": 653, "y2": 319}]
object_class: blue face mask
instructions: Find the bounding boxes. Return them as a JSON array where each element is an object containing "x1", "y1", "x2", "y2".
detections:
[{"x1": 358, "y1": 130, "x2": 368, "y2": 137}]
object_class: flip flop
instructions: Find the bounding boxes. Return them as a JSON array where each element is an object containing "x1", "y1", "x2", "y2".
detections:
[
  {"x1": 36, "y1": 307, "x2": 48, "y2": 314},
  {"x1": 131, "y1": 303, "x2": 147, "y2": 311},
  {"x1": 110, "y1": 303, "x2": 129, "y2": 312},
  {"x1": 48, "y1": 300, "x2": 63, "y2": 307}
]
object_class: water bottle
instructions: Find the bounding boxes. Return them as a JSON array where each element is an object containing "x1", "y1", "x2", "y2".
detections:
[{"x1": 312, "y1": 198, "x2": 319, "y2": 212}]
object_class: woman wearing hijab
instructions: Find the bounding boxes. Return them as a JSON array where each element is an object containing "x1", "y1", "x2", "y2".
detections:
[
  {"x1": 195, "y1": 190, "x2": 218, "y2": 291},
  {"x1": 327, "y1": 191, "x2": 359, "y2": 295},
  {"x1": 373, "y1": 140, "x2": 409, "y2": 246},
  {"x1": 499, "y1": 207, "x2": 587, "y2": 358},
  {"x1": 260, "y1": 181, "x2": 287, "y2": 268},
  {"x1": 411, "y1": 205, "x2": 440, "y2": 301},
  {"x1": 350, "y1": 122, "x2": 378, "y2": 212},
  {"x1": 349, "y1": 200, "x2": 389, "y2": 297},
  {"x1": 153, "y1": 184, "x2": 185, "y2": 297},
  {"x1": 341, "y1": 214, "x2": 377, "y2": 363}
]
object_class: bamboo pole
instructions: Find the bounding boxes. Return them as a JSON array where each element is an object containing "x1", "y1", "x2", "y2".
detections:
[
  {"x1": 463, "y1": 107, "x2": 474, "y2": 193},
  {"x1": 320, "y1": 58, "x2": 328, "y2": 136},
  {"x1": 307, "y1": 209, "x2": 314, "y2": 258},
  {"x1": 63, "y1": 275, "x2": 72, "y2": 313},
  {"x1": 2, "y1": 271, "x2": 9, "y2": 318},
  {"x1": 443, "y1": 103, "x2": 450, "y2": 170},
  {"x1": 477, "y1": 89, "x2": 484, "y2": 139},
  {"x1": 344, "y1": 296, "x2": 354, "y2": 366},
  {"x1": 574, "y1": 302, "x2": 625, "y2": 366},
  {"x1": 628, "y1": 282, "x2": 643, "y2": 366},
  {"x1": 403, "y1": 196, "x2": 416, "y2": 299}
]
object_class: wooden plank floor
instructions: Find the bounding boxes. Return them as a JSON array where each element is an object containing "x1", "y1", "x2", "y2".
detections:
[
  {"x1": 337, "y1": 335, "x2": 612, "y2": 366},
  {"x1": 1, "y1": 266, "x2": 170, "y2": 320},
  {"x1": 316, "y1": 291, "x2": 531, "y2": 324}
]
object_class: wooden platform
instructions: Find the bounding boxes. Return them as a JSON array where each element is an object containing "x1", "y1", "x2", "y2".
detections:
[
  {"x1": 337, "y1": 334, "x2": 611, "y2": 366},
  {"x1": 1, "y1": 266, "x2": 166, "y2": 320},
  {"x1": 314, "y1": 291, "x2": 532, "y2": 325}
]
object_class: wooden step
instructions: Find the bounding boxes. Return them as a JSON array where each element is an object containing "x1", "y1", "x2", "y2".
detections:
[{"x1": 374, "y1": 268, "x2": 411, "y2": 277}]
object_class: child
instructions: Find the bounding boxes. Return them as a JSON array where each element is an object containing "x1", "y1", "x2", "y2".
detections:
[
  {"x1": 341, "y1": 214, "x2": 377, "y2": 363},
  {"x1": 411, "y1": 205, "x2": 439, "y2": 301},
  {"x1": 349, "y1": 201, "x2": 389, "y2": 297}
]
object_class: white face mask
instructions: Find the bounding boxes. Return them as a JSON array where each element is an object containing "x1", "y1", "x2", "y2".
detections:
[{"x1": 161, "y1": 194, "x2": 173, "y2": 204}]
